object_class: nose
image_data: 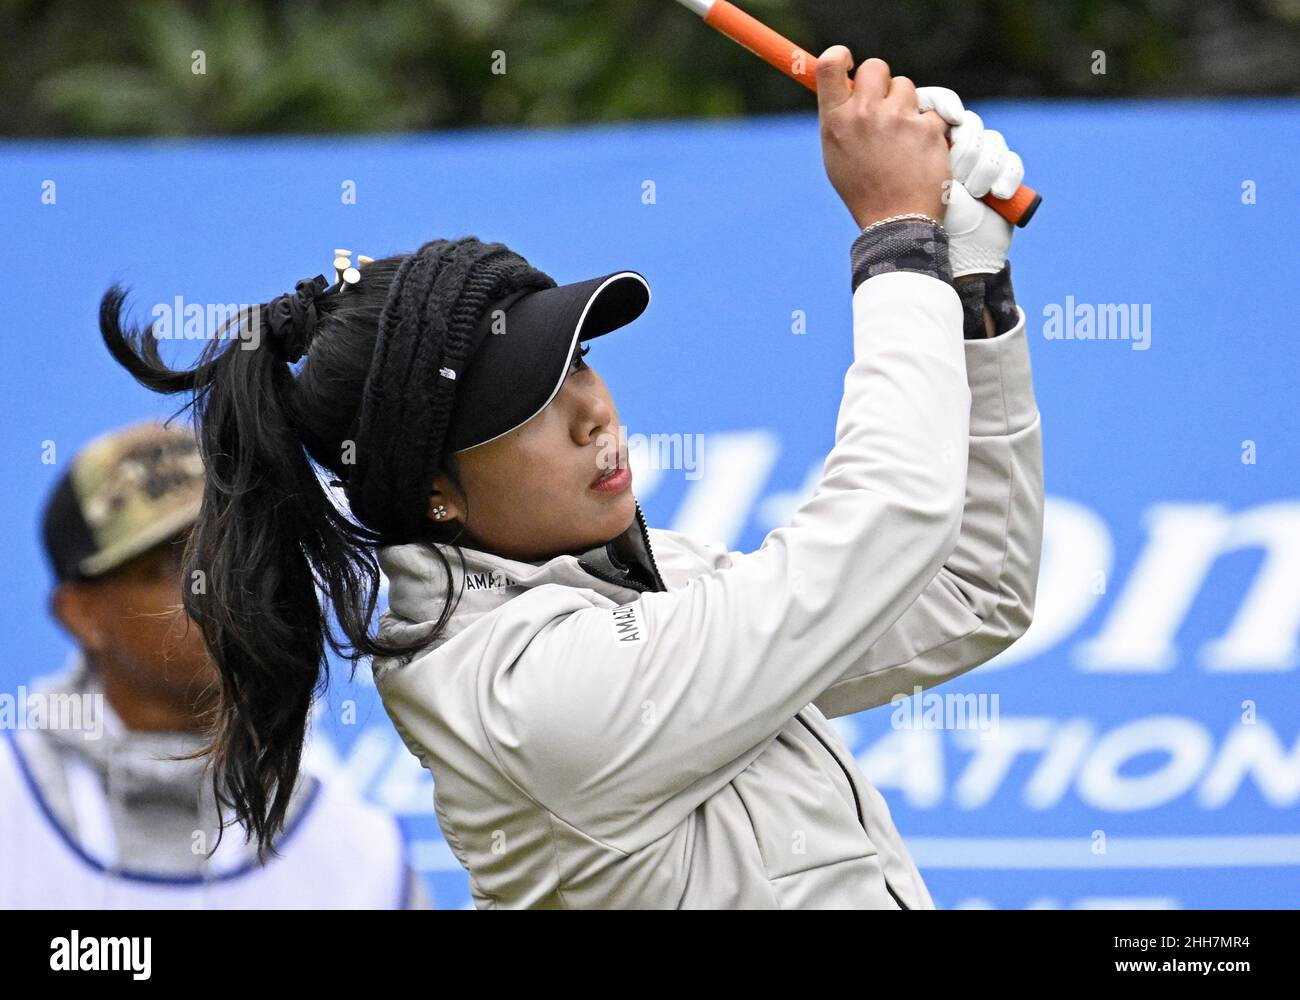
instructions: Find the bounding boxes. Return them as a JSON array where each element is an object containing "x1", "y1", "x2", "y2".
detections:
[{"x1": 566, "y1": 376, "x2": 616, "y2": 448}]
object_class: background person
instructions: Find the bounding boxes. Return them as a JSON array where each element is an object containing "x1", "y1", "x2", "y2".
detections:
[{"x1": 1, "y1": 420, "x2": 427, "y2": 909}]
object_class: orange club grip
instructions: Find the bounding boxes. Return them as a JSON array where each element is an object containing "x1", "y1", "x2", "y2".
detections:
[{"x1": 701, "y1": 0, "x2": 1041, "y2": 227}]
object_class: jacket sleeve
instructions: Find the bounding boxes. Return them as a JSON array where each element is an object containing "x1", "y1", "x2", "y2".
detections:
[
  {"x1": 677, "y1": 307, "x2": 1042, "y2": 718},
  {"x1": 812, "y1": 307, "x2": 1044, "y2": 715},
  {"x1": 476, "y1": 268, "x2": 970, "y2": 847}
]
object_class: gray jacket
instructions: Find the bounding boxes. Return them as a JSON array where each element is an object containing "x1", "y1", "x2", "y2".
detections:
[{"x1": 373, "y1": 267, "x2": 1044, "y2": 908}]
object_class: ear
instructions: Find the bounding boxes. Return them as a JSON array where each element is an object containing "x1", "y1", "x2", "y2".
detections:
[
  {"x1": 52, "y1": 582, "x2": 108, "y2": 653},
  {"x1": 427, "y1": 469, "x2": 465, "y2": 524},
  {"x1": 427, "y1": 488, "x2": 458, "y2": 524}
]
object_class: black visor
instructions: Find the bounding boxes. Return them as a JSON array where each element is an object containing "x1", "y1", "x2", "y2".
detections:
[{"x1": 442, "y1": 271, "x2": 650, "y2": 453}]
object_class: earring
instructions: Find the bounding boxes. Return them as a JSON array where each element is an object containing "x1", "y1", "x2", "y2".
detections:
[{"x1": 432, "y1": 505, "x2": 447, "y2": 519}]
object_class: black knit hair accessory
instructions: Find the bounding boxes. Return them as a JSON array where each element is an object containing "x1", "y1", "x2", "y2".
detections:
[
  {"x1": 264, "y1": 274, "x2": 329, "y2": 363},
  {"x1": 344, "y1": 237, "x2": 556, "y2": 541}
]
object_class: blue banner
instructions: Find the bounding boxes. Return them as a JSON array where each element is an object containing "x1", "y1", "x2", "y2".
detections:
[{"x1": 3, "y1": 99, "x2": 1297, "y2": 908}]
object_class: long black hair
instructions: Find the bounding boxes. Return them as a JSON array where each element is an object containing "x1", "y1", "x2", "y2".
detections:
[{"x1": 97, "y1": 240, "x2": 549, "y2": 861}]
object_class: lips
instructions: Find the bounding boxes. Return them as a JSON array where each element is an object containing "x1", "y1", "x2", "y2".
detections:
[
  {"x1": 592, "y1": 461, "x2": 622, "y2": 487},
  {"x1": 591, "y1": 449, "x2": 628, "y2": 487}
]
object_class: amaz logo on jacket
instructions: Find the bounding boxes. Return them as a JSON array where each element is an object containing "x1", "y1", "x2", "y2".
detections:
[
  {"x1": 464, "y1": 570, "x2": 515, "y2": 591},
  {"x1": 610, "y1": 603, "x2": 645, "y2": 644}
]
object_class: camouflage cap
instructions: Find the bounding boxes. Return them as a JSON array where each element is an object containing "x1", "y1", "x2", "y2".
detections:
[{"x1": 41, "y1": 421, "x2": 204, "y2": 583}]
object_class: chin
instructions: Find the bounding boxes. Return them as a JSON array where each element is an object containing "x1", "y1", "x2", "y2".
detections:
[{"x1": 593, "y1": 490, "x2": 636, "y2": 534}]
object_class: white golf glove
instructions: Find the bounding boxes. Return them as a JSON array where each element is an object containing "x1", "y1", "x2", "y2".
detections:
[{"x1": 916, "y1": 86, "x2": 1025, "y2": 277}]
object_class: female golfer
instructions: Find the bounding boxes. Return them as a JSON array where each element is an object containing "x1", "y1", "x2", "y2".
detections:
[{"x1": 100, "y1": 48, "x2": 1043, "y2": 909}]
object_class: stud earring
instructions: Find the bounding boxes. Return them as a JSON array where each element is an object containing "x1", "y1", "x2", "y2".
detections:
[{"x1": 432, "y1": 505, "x2": 447, "y2": 519}]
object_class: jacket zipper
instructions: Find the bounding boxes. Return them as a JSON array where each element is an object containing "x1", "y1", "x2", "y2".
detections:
[
  {"x1": 632, "y1": 497, "x2": 668, "y2": 592},
  {"x1": 795, "y1": 714, "x2": 910, "y2": 911},
  {"x1": 577, "y1": 498, "x2": 668, "y2": 594}
]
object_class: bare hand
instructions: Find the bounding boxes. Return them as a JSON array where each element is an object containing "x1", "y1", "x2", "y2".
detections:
[{"x1": 816, "y1": 47, "x2": 952, "y2": 230}]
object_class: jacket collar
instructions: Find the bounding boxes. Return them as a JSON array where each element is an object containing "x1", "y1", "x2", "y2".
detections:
[{"x1": 379, "y1": 495, "x2": 667, "y2": 636}]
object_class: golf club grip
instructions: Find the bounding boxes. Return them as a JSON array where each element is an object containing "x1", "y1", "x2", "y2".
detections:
[{"x1": 702, "y1": 0, "x2": 1041, "y2": 227}]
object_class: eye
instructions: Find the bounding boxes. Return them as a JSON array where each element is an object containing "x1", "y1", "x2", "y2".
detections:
[{"x1": 569, "y1": 343, "x2": 591, "y2": 374}]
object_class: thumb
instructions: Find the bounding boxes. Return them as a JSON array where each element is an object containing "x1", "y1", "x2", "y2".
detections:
[
  {"x1": 916, "y1": 86, "x2": 965, "y2": 127},
  {"x1": 815, "y1": 45, "x2": 855, "y2": 111}
]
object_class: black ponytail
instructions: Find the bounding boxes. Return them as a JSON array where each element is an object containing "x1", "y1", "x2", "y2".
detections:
[{"x1": 97, "y1": 250, "x2": 480, "y2": 862}]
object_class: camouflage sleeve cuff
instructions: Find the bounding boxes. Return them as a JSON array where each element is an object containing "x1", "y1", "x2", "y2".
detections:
[
  {"x1": 955, "y1": 273, "x2": 990, "y2": 339},
  {"x1": 850, "y1": 219, "x2": 953, "y2": 293},
  {"x1": 954, "y1": 261, "x2": 1020, "y2": 339},
  {"x1": 985, "y1": 260, "x2": 1020, "y2": 335}
]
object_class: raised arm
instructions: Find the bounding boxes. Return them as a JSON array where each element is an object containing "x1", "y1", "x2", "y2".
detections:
[
  {"x1": 812, "y1": 98, "x2": 1045, "y2": 714},
  {"x1": 814, "y1": 270, "x2": 1043, "y2": 717},
  {"x1": 657, "y1": 270, "x2": 1042, "y2": 722},
  {"x1": 663, "y1": 98, "x2": 1045, "y2": 720}
]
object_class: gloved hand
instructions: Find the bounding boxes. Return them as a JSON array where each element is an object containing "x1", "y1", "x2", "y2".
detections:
[{"x1": 915, "y1": 86, "x2": 1025, "y2": 277}]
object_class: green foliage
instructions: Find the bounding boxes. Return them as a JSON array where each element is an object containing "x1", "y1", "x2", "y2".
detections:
[{"x1": 2, "y1": 0, "x2": 1296, "y2": 137}]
